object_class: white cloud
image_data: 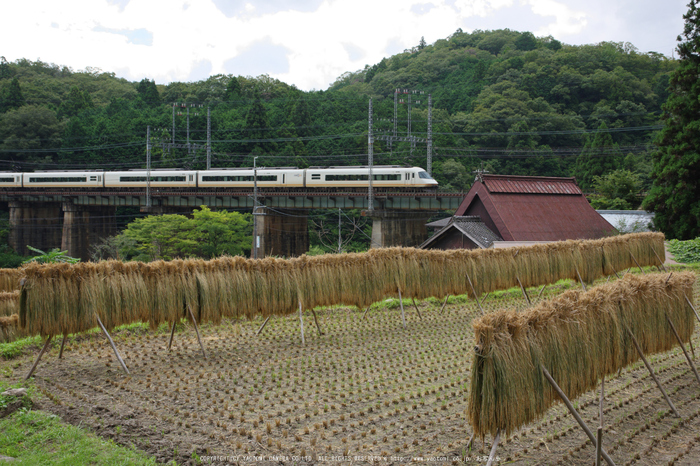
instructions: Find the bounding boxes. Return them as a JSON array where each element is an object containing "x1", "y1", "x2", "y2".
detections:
[{"x1": 0, "y1": 0, "x2": 687, "y2": 91}]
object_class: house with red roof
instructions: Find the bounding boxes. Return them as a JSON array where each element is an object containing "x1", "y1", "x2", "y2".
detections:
[{"x1": 420, "y1": 173, "x2": 615, "y2": 250}]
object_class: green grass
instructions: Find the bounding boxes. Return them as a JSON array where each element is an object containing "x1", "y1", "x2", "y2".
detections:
[
  {"x1": 0, "y1": 381, "x2": 162, "y2": 465},
  {"x1": 0, "y1": 409, "x2": 160, "y2": 465}
]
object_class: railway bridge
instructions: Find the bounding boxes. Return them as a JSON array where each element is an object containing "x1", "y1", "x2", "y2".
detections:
[{"x1": 0, "y1": 189, "x2": 464, "y2": 260}]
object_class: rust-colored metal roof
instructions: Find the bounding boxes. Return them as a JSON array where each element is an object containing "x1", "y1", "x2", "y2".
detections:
[
  {"x1": 481, "y1": 174, "x2": 582, "y2": 195},
  {"x1": 455, "y1": 174, "x2": 614, "y2": 242}
]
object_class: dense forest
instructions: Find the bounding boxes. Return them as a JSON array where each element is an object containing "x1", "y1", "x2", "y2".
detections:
[{"x1": 0, "y1": 28, "x2": 681, "y2": 258}]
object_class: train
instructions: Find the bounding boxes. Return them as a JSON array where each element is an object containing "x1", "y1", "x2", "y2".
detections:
[{"x1": 0, "y1": 166, "x2": 438, "y2": 190}]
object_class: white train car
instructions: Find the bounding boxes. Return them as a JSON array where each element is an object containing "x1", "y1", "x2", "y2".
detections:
[
  {"x1": 305, "y1": 166, "x2": 437, "y2": 189},
  {"x1": 197, "y1": 168, "x2": 304, "y2": 188},
  {"x1": 104, "y1": 170, "x2": 197, "y2": 188},
  {"x1": 0, "y1": 173, "x2": 23, "y2": 187},
  {"x1": 22, "y1": 171, "x2": 104, "y2": 188}
]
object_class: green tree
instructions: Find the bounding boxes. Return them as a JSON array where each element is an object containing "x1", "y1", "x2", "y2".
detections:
[
  {"x1": 57, "y1": 86, "x2": 93, "y2": 118},
  {"x1": 118, "y1": 207, "x2": 251, "y2": 261},
  {"x1": 574, "y1": 122, "x2": 621, "y2": 190},
  {"x1": 223, "y1": 76, "x2": 241, "y2": 102},
  {"x1": 136, "y1": 78, "x2": 160, "y2": 106},
  {"x1": 0, "y1": 77, "x2": 25, "y2": 113},
  {"x1": 589, "y1": 169, "x2": 642, "y2": 209},
  {"x1": 643, "y1": 0, "x2": 700, "y2": 239}
]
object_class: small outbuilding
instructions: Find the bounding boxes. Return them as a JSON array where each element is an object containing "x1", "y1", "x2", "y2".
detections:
[{"x1": 421, "y1": 173, "x2": 615, "y2": 250}]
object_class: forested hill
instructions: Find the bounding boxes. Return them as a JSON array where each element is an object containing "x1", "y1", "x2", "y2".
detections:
[{"x1": 0, "y1": 29, "x2": 677, "y2": 199}]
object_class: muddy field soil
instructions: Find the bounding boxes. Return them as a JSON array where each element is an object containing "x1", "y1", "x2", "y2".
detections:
[{"x1": 3, "y1": 278, "x2": 700, "y2": 465}]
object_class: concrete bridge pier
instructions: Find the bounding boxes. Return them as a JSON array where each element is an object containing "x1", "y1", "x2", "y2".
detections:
[
  {"x1": 61, "y1": 202, "x2": 117, "y2": 261},
  {"x1": 253, "y1": 208, "x2": 309, "y2": 259},
  {"x1": 365, "y1": 210, "x2": 435, "y2": 248},
  {"x1": 8, "y1": 201, "x2": 63, "y2": 256}
]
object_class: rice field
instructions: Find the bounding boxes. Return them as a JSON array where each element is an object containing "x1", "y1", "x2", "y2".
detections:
[{"x1": 3, "y1": 269, "x2": 700, "y2": 466}]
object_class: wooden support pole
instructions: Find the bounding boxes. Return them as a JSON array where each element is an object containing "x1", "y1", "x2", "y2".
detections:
[
  {"x1": 298, "y1": 300, "x2": 305, "y2": 345},
  {"x1": 536, "y1": 284, "x2": 547, "y2": 301},
  {"x1": 516, "y1": 277, "x2": 531, "y2": 305},
  {"x1": 613, "y1": 269, "x2": 621, "y2": 279},
  {"x1": 466, "y1": 432, "x2": 474, "y2": 451},
  {"x1": 59, "y1": 333, "x2": 67, "y2": 359},
  {"x1": 650, "y1": 246, "x2": 667, "y2": 272},
  {"x1": 574, "y1": 266, "x2": 587, "y2": 291},
  {"x1": 439, "y1": 295, "x2": 450, "y2": 313},
  {"x1": 362, "y1": 305, "x2": 371, "y2": 320},
  {"x1": 24, "y1": 335, "x2": 53, "y2": 380},
  {"x1": 541, "y1": 365, "x2": 616, "y2": 466},
  {"x1": 95, "y1": 315, "x2": 130, "y2": 375},
  {"x1": 398, "y1": 288, "x2": 407, "y2": 329},
  {"x1": 690, "y1": 338, "x2": 696, "y2": 360},
  {"x1": 666, "y1": 316, "x2": 700, "y2": 387},
  {"x1": 481, "y1": 292, "x2": 491, "y2": 305},
  {"x1": 311, "y1": 309, "x2": 324, "y2": 336},
  {"x1": 466, "y1": 273, "x2": 485, "y2": 315},
  {"x1": 256, "y1": 316, "x2": 271, "y2": 336},
  {"x1": 168, "y1": 319, "x2": 177, "y2": 350},
  {"x1": 629, "y1": 251, "x2": 645, "y2": 274},
  {"x1": 596, "y1": 426, "x2": 603, "y2": 466},
  {"x1": 685, "y1": 294, "x2": 700, "y2": 324},
  {"x1": 187, "y1": 306, "x2": 207, "y2": 360},
  {"x1": 412, "y1": 298, "x2": 423, "y2": 320},
  {"x1": 627, "y1": 327, "x2": 678, "y2": 417},
  {"x1": 485, "y1": 429, "x2": 501, "y2": 466}
]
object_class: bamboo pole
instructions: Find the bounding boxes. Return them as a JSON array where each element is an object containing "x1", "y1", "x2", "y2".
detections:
[
  {"x1": 398, "y1": 288, "x2": 407, "y2": 329},
  {"x1": 536, "y1": 284, "x2": 547, "y2": 301},
  {"x1": 311, "y1": 309, "x2": 324, "y2": 336},
  {"x1": 466, "y1": 273, "x2": 485, "y2": 315},
  {"x1": 516, "y1": 277, "x2": 531, "y2": 305},
  {"x1": 95, "y1": 315, "x2": 130, "y2": 375},
  {"x1": 685, "y1": 295, "x2": 700, "y2": 324},
  {"x1": 466, "y1": 432, "x2": 474, "y2": 451},
  {"x1": 626, "y1": 327, "x2": 678, "y2": 417},
  {"x1": 629, "y1": 251, "x2": 645, "y2": 274},
  {"x1": 256, "y1": 316, "x2": 271, "y2": 336},
  {"x1": 362, "y1": 305, "x2": 371, "y2": 320},
  {"x1": 439, "y1": 295, "x2": 449, "y2": 313},
  {"x1": 541, "y1": 365, "x2": 616, "y2": 466},
  {"x1": 59, "y1": 333, "x2": 67, "y2": 359},
  {"x1": 650, "y1": 246, "x2": 668, "y2": 272},
  {"x1": 168, "y1": 319, "x2": 177, "y2": 350},
  {"x1": 187, "y1": 306, "x2": 207, "y2": 360},
  {"x1": 485, "y1": 429, "x2": 501, "y2": 466},
  {"x1": 481, "y1": 292, "x2": 491, "y2": 305},
  {"x1": 666, "y1": 316, "x2": 700, "y2": 387},
  {"x1": 412, "y1": 298, "x2": 423, "y2": 320},
  {"x1": 596, "y1": 427, "x2": 603, "y2": 466},
  {"x1": 298, "y1": 300, "x2": 305, "y2": 345},
  {"x1": 574, "y1": 266, "x2": 587, "y2": 291},
  {"x1": 24, "y1": 335, "x2": 53, "y2": 380}
]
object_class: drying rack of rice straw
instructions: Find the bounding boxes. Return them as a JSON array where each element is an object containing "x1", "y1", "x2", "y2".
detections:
[
  {"x1": 468, "y1": 272, "x2": 699, "y2": 466},
  {"x1": 17, "y1": 232, "x2": 669, "y2": 382}
]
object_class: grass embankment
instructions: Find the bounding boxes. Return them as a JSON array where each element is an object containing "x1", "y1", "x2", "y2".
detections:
[{"x1": 0, "y1": 381, "x2": 162, "y2": 465}]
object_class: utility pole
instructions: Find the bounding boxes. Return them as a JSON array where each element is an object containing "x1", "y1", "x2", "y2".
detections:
[
  {"x1": 146, "y1": 125, "x2": 151, "y2": 209},
  {"x1": 338, "y1": 208, "x2": 342, "y2": 253},
  {"x1": 206, "y1": 106, "x2": 211, "y2": 170},
  {"x1": 368, "y1": 98, "x2": 374, "y2": 212},
  {"x1": 427, "y1": 94, "x2": 433, "y2": 175},
  {"x1": 253, "y1": 156, "x2": 259, "y2": 259}
]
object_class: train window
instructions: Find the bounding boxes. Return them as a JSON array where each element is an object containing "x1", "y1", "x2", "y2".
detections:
[
  {"x1": 0, "y1": 177, "x2": 14, "y2": 183},
  {"x1": 372, "y1": 174, "x2": 401, "y2": 181},
  {"x1": 311, "y1": 174, "x2": 321, "y2": 180},
  {"x1": 189, "y1": 175, "x2": 194, "y2": 182},
  {"x1": 418, "y1": 171, "x2": 433, "y2": 179},
  {"x1": 98, "y1": 176, "x2": 101, "y2": 182},
  {"x1": 90, "y1": 176, "x2": 97, "y2": 181},
  {"x1": 29, "y1": 176, "x2": 87, "y2": 183},
  {"x1": 201, "y1": 175, "x2": 277, "y2": 182},
  {"x1": 120, "y1": 176, "x2": 186, "y2": 182},
  {"x1": 326, "y1": 174, "x2": 369, "y2": 181}
]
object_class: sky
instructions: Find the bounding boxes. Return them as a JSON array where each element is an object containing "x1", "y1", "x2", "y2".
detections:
[{"x1": 1, "y1": 0, "x2": 689, "y2": 91}]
